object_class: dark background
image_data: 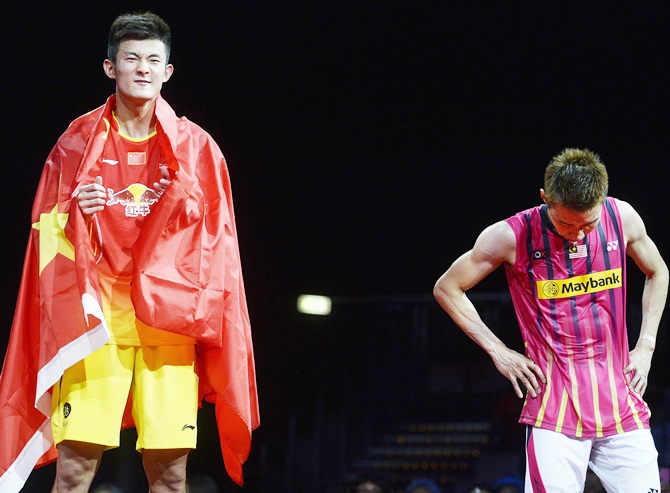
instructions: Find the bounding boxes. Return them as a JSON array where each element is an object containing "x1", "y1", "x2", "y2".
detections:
[{"x1": 2, "y1": 2, "x2": 670, "y2": 492}]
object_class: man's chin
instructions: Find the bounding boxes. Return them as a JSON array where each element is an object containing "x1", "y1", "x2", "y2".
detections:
[{"x1": 118, "y1": 91, "x2": 159, "y2": 106}]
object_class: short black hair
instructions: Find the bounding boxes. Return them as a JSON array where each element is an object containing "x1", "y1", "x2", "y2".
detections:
[{"x1": 107, "y1": 11, "x2": 171, "y2": 65}]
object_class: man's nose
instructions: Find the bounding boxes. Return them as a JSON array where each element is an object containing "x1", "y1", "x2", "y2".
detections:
[{"x1": 136, "y1": 59, "x2": 150, "y2": 72}]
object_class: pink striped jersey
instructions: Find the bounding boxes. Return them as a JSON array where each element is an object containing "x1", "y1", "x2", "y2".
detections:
[{"x1": 504, "y1": 197, "x2": 650, "y2": 438}]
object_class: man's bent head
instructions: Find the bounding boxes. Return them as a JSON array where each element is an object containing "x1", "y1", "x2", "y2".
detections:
[{"x1": 543, "y1": 148, "x2": 608, "y2": 212}]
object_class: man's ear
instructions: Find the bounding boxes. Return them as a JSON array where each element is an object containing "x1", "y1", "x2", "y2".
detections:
[
  {"x1": 163, "y1": 63, "x2": 174, "y2": 83},
  {"x1": 103, "y1": 59, "x2": 116, "y2": 80},
  {"x1": 540, "y1": 188, "x2": 547, "y2": 204}
]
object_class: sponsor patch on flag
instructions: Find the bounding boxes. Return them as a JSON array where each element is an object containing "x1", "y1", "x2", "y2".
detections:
[
  {"x1": 569, "y1": 243, "x2": 588, "y2": 259},
  {"x1": 128, "y1": 152, "x2": 146, "y2": 165}
]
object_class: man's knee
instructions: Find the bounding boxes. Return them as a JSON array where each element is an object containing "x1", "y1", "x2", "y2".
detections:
[
  {"x1": 53, "y1": 441, "x2": 104, "y2": 492},
  {"x1": 142, "y1": 448, "x2": 190, "y2": 491}
]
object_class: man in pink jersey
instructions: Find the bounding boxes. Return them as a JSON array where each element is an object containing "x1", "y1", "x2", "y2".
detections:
[
  {"x1": 434, "y1": 148, "x2": 668, "y2": 492},
  {"x1": 0, "y1": 11, "x2": 258, "y2": 493}
]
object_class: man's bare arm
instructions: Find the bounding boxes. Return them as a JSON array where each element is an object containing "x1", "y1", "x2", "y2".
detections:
[
  {"x1": 618, "y1": 199, "x2": 669, "y2": 395},
  {"x1": 434, "y1": 220, "x2": 546, "y2": 398}
]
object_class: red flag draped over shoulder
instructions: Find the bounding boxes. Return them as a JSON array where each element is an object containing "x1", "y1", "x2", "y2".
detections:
[
  {"x1": 132, "y1": 96, "x2": 260, "y2": 485},
  {"x1": 0, "y1": 95, "x2": 259, "y2": 492},
  {"x1": 0, "y1": 102, "x2": 110, "y2": 492}
]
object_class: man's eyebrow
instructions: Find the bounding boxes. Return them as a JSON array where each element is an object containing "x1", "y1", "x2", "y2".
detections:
[
  {"x1": 580, "y1": 216, "x2": 601, "y2": 226},
  {"x1": 122, "y1": 50, "x2": 163, "y2": 58},
  {"x1": 557, "y1": 216, "x2": 600, "y2": 226}
]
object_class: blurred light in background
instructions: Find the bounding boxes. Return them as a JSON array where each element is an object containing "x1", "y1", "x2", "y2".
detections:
[{"x1": 297, "y1": 294, "x2": 332, "y2": 315}]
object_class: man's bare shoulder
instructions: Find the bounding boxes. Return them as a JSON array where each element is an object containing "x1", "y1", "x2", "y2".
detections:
[
  {"x1": 612, "y1": 198, "x2": 646, "y2": 243},
  {"x1": 474, "y1": 220, "x2": 516, "y2": 265},
  {"x1": 613, "y1": 198, "x2": 641, "y2": 219}
]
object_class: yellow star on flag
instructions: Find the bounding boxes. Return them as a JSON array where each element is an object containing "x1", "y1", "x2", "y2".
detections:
[{"x1": 32, "y1": 204, "x2": 75, "y2": 274}]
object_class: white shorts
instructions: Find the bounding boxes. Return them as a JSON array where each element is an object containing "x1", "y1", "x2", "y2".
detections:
[{"x1": 525, "y1": 426, "x2": 659, "y2": 493}]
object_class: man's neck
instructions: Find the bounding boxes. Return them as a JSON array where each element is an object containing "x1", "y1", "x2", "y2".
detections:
[{"x1": 114, "y1": 93, "x2": 157, "y2": 138}]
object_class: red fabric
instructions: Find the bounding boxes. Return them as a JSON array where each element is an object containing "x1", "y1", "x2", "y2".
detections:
[{"x1": 0, "y1": 95, "x2": 259, "y2": 491}]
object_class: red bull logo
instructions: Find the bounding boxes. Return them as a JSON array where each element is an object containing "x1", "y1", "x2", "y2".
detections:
[{"x1": 106, "y1": 183, "x2": 161, "y2": 217}]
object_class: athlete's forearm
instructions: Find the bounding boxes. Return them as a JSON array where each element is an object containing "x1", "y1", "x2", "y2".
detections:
[
  {"x1": 637, "y1": 268, "x2": 669, "y2": 350},
  {"x1": 434, "y1": 282, "x2": 508, "y2": 356}
]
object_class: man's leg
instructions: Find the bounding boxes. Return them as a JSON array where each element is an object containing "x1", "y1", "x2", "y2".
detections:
[
  {"x1": 133, "y1": 345, "x2": 197, "y2": 492},
  {"x1": 589, "y1": 428, "x2": 660, "y2": 493},
  {"x1": 51, "y1": 440, "x2": 105, "y2": 493},
  {"x1": 142, "y1": 448, "x2": 190, "y2": 493},
  {"x1": 133, "y1": 346, "x2": 197, "y2": 492},
  {"x1": 51, "y1": 345, "x2": 136, "y2": 491},
  {"x1": 525, "y1": 426, "x2": 592, "y2": 492}
]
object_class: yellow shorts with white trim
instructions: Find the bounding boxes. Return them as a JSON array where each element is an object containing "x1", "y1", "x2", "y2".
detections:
[{"x1": 51, "y1": 344, "x2": 198, "y2": 451}]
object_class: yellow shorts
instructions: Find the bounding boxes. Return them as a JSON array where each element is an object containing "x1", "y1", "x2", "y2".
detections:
[{"x1": 51, "y1": 344, "x2": 198, "y2": 451}]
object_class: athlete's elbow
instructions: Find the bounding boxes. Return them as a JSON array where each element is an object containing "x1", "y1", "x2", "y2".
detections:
[
  {"x1": 649, "y1": 261, "x2": 670, "y2": 287},
  {"x1": 433, "y1": 274, "x2": 449, "y2": 301},
  {"x1": 434, "y1": 274, "x2": 459, "y2": 310},
  {"x1": 433, "y1": 281, "x2": 444, "y2": 304}
]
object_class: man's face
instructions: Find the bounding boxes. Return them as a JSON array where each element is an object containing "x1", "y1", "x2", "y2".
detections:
[
  {"x1": 547, "y1": 202, "x2": 602, "y2": 242},
  {"x1": 103, "y1": 39, "x2": 173, "y2": 105}
]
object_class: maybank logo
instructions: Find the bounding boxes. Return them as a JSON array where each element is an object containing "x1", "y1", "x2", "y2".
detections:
[{"x1": 537, "y1": 268, "x2": 622, "y2": 299}]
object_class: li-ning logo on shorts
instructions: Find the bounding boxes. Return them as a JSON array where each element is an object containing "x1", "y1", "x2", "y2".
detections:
[
  {"x1": 536, "y1": 268, "x2": 622, "y2": 299},
  {"x1": 63, "y1": 402, "x2": 72, "y2": 419}
]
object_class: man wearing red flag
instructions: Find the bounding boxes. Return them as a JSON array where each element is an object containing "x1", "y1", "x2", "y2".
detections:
[{"x1": 0, "y1": 11, "x2": 259, "y2": 493}]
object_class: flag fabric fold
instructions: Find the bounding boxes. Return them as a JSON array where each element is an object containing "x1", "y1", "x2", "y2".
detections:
[{"x1": 0, "y1": 94, "x2": 259, "y2": 491}]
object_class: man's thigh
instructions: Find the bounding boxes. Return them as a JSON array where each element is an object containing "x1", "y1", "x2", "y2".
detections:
[
  {"x1": 589, "y1": 428, "x2": 660, "y2": 493},
  {"x1": 525, "y1": 426, "x2": 592, "y2": 492},
  {"x1": 52, "y1": 345, "x2": 135, "y2": 447},
  {"x1": 131, "y1": 345, "x2": 198, "y2": 451}
]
